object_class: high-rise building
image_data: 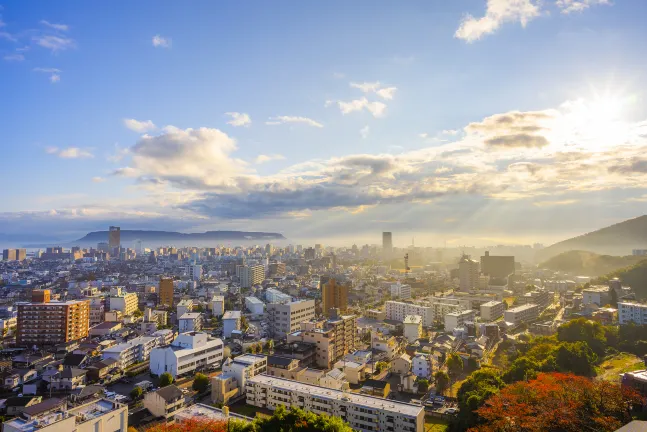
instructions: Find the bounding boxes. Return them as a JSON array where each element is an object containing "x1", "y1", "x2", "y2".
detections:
[
  {"x1": 265, "y1": 244, "x2": 273, "y2": 256},
  {"x1": 458, "y1": 254, "x2": 479, "y2": 291},
  {"x1": 187, "y1": 264, "x2": 203, "y2": 281},
  {"x1": 108, "y1": 226, "x2": 121, "y2": 250},
  {"x1": 240, "y1": 265, "x2": 264, "y2": 288},
  {"x1": 267, "y1": 300, "x2": 315, "y2": 338},
  {"x1": 382, "y1": 232, "x2": 393, "y2": 254},
  {"x1": 304, "y1": 247, "x2": 315, "y2": 260},
  {"x1": 480, "y1": 251, "x2": 515, "y2": 279},
  {"x1": 322, "y1": 279, "x2": 348, "y2": 316},
  {"x1": 159, "y1": 278, "x2": 174, "y2": 307},
  {"x1": 17, "y1": 290, "x2": 90, "y2": 345},
  {"x1": 2, "y1": 249, "x2": 26, "y2": 261}
]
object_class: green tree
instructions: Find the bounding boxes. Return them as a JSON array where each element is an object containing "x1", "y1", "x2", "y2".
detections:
[
  {"x1": 417, "y1": 378, "x2": 429, "y2": 393},
  {"x1": 455, "y1": 369, "x2": 505, "y2": 430},
  {"x1": 447, "y1": 353, "x2": 464, "y2": 376},
  {"x1": 130, "y1": 386, "x2": 143, "y2": 400},
  {"x1": 159, "y1": 372, "x2": 174, "y2": 387},
  {"x1": 434, "y1": 370, "x2": 449, "y2": 395},
  {"x1": 374, "y1": 361, "x2": 388, "y2": 374},
  {"x1": 251, "y1": 405, "x2": 353, "y2": 432},
  {"x1": 502, "y1": 356, "x2": 540, "y2": 383},
  {"x1": 240, "y1": 316, "x2": 249, "y2": 332},
  {"x1": 266, "y1": 339, "x2": 274, "y2": 354},
  {"x1": 192, "y1": 373, "x2": 210, "y2": 392},
  {"x1": 133, "y1": 308, "x2": 143, "y2": 318},
  {"x1": 466, "y1": 356, "x2": 479, "y2": 372},
  {"x1": 555, "y1": 341, "x2": 597, "y2": 377},
  {"x1": 557, "y1": 317, "x2": 606, "y2": 356}
]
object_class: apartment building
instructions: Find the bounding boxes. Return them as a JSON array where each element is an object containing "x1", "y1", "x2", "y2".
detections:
[
  {"x1": 618, "y1": 302, "x2": 647, "y2": 325},
  {"x1": 101, "y1": 336, "x2": 157, "y2": 369},
  {"x1": 245, "y1": 297, "x2": 265, "y2": 315},
  {"x1": 386, "y1": 301, "x2": 433, "y2": 327},
  {"x1": 582, "y1": 286, "x2": 610, "y2": 307},
  {"x1": 403, "y1": 315, "x2": 422, "y2": 343},
  {"x1": 210, "y1": 295, "x2": 224, "y2": 317},
  {"x1": 504, "y1": 304, "x2": 539, "y2": 326},
  {"x1": 390, "y1": 283, "x2": 412, "y2": 300},
  {"x1": 322, "y1": 279, "x2": 348, "y2": 316},
  {"x1": 458, "y1": 254, "x2": 479, "y2": 291},
  {"x1": 88, "y1": 297, "x2": 105, "y2": 326},
  {"x1": 519, "y1": 290, "x2": 552, "y2": 309},
  {"x1": 265, "y1": 288, "x2": 292, "y2": 304},
  {"x1": 176, "y1": 299, "x2": 193, "y2": 318},
  {"x1": 159, "y1": 278, "x2": 174, "y2": 307},
  {"x1": 16, "y1": 294, "x2": 90, "y2": 346},
  {"x1": 267, "y1": 300, "x2": 315, "y2": 338},
  {"x1": 240, "y1": 265, "x2": 265, "y2": 288},
  {"x1": 287, "y1": 314, "x2": 357, "y2": 369},
  {"x1": 3, "y1": 398, "x2": 128, "y2": 432},
  {"x1": 211, "y1": 354, "x2": 267, "y2": 405},
  {"x1": 178, "y1": 313, "x2": 203, "y2": 332},
  {"x1": 246, "y1": 375, "x2": 424, "y2": 432},
  {"x1": 109, "y1": 292, "x2": 139, "y2": 316},
  {"x1": 444, "y1": 309, "x2": 476, "y2": 332},
  {"x1": 480, "y1": 300, "x2": 505, "y2": 321},
  {"x1": 222, "y1": 311, "x2": 241, "y2": 338},
  {"x1": 150, "y1": 331, "x2": 223, "y2": 378}
]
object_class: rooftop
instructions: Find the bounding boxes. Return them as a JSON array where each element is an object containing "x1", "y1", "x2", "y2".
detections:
[
  {"x1": 174, "y1": 403, "x2": 252, "y2": 423},
  {"x1": 179, "y1": 312, "x2": 202, "y2": 319},
  {"x1": 245, "y1": 296, "x2": 263, "y2": 304},
  {"x1": 403, "y1": 315, "x2": 422, "y2": 324},
  {"x1": 507, "y1": 303, "x2": 538, "y2": 313},
  {"x1": 222, "y1": 311, "x2": 241, "y2": 319}
]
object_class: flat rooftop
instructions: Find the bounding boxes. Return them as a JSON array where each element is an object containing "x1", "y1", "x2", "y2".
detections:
[
  {"x1": 507, "y1": 303, "x2": 538, "y2": 313},
  {"x1": 249, "y1": 375, "x2": 423, "y2": 417},
  {"x1": 174, "y1": 403, "x2": 252, "y2": 423}
]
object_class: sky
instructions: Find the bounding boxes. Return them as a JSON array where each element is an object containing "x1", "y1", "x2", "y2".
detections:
[{"x1": 1, "y1": 0, "x2": 647, "y2": 247}]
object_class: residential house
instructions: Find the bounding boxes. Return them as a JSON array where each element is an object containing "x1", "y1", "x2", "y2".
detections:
[{"x1": 144, "y1": 385, "x2": 186, "y2": 422}]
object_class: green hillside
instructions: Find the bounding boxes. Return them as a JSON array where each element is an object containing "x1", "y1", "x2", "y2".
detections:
[
  {"x1": 597, "y1": 259, "x2": 647, "y2": 300},
  {"x1": 539, "y1": 250, "x2": 646, "y2": 277}
]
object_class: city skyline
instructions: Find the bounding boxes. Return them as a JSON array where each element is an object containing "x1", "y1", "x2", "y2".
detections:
[{"x1": 2, "y1": 1, "x2": 647, "y2": 247}]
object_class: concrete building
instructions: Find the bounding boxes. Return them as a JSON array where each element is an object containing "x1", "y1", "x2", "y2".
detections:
[
  {"x1": 403, "y1": 315, "x2": 422, "y2": 343},
  {"x1": 246, "y1": 375, "x2": 424, "y2": 432},
  {"x1": 159, "y1": 278, "x2": 174, "y2": 308},
  {"x1": 618, "y1": 302, "x2": 647, "y2": 325},
  {"x1": 504, "y1": 304, "x2": 539, "y2": 326},
  {"x1": 210, "y1": 296, "x2": 224, "y2": 317},
  {"x1": 109, "y1": 292, "x2": 138, "y2": 316},
  {"x1": 390, "y1": 283, "x2": 412, "y2": 300},
  {"x1": 265, "y1": 288, "x2": 292, "y2": 304},
  {"x1": 412, "y1": 353, "x2": 432, "y2": 379},
  {"x1": 386, "y1": 301, "x2": 434, "y2": 327},
  {"x1": 101, "y1": 336, "x2": 157, "y2": 369},
  {"x1": 240, "y1": 265, "x2": 264, "y2": 288},
  {"x1": 582, "y1": 286, "x2": 611, "y2": 306},
  {"x1": 178, "y1": 313, "x2": 203, "y2": 332},
  {"x1": 144, "y1": 385, "x2": 186, "y2": 422},
  {"x1": 458, "y1": 254, "x2": 479, "y2": 291},
  {"x1": 187, "y1": 264, "x2": 202, "y2": 281},
  {"x1": 322, "y1": 279, "x2": 348, "y2": 316},
  {"x1": 444, "y1": 309, "x2": 476, "y2": 332},
  {"x1": 480, "y1": 251, "x2": 515, "y2": 279},
  {"x1": 520, "y1": 290, "x2": 552, "y2": 309},
  {"x1": 480, "y1": 300, "x2": 505, "y2": 321},
  {"x1": 245, "y1": 297, "x2": 265, "y2": 316},
  {"x1": 3, "y1": 398, "x2": 127, "y2": 432},
  {"x1": 211, "y1": 354, "x2": 267, "y2": 405},
  {"x1": 108, "y1": 226, "x2": 121, "y2": 250},
  {"x1": 16, "y1": 294, "x2": 90, "y2": 346},
  {"x1": 150, "y1": 331, "x2": 223, "y2": 378},
  {"x1": 383, "y1": 232, "x2": 393, "y2": 255},
  {"x1": 222, "y1": 311, "x2": 241, "y2": 338},
  {"x1": 267, "y1": 300, "x2": 315, "y2": 338},
  {"x1": 176, "y1": 299, "x2": 193, "y2": 319},
  {"x1": 621, "y1": 369, "x2": 647, "y2": 396}
]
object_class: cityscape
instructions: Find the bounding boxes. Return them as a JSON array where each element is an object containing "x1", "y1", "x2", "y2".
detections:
[{"x1": 2, "y1": 1, "x2": 647, "y2": 432}]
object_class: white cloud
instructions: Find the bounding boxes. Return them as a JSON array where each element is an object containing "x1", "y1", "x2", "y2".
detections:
[
  {"x1": 3, "y1": 53, "x2": 24, "y2": 62},
  {"x1": 40, "y1": 20, "x2": 69, "y2": 31},
  {"x1": 0, "y1": 31, "x2": 17, "y2": 42},
  {"x1": 455, "y1": 0, "x2": 541, "y2": 42},
  {"x1": 336, "y1": 97, "x2": 387, "y2": 117},
  {"x1": 107, "y1": 144, "x2": 130, "y2": 163},
  {"x1": 33, "y1": 35, "x2": 75, "y2": 51},
  {"x1": 255, "y1": 154, "x2": 286, "y2": 164},
  {"x1": 360, "y1": 125, "x2": 370, "y2": 139},
  {"x1": 152, "y1": 35, "x2": 171, "y2": 48},
  {"x1": 442, "y1": 129, "x2": 459, "y2": 135},
  {"x1": 225, "y1": 112, "x2": 252, "y2": 127},
  {"x1": 92, "y1": 177, "x2": 106, "y2": 183},
  {"x1": 266, "y1": 116, "x2": 324, "y2": 128},
  {"x1": 50, "y1": 74, "x2": 60, "y2": 83},
  {"x1": 33, "y1": 67, "x2": 62, "y2": 83},
  {"x1": 46, "y1": 147, "x2": 93, "y2": 159},
  {"x1": 350, "y1": 81, "x2": 398, "y2": 100},
  {"x1": 418, "y1": 133, "x2": 429, "y2": 139},
  {"x1": 123, "y1": 118, "x2": 157, "y2": 133},
  {"x1": 556, "y1": 0, "x2": 610, "y2": 13}
]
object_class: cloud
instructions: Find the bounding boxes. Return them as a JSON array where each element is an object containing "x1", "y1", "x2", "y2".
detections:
[
  {"x1": 349, "y1": 81, "x2": 398, "y2": 100},
  {"x1": 442, "y1": 129, "x2": 459, "y2": 135},
  {"x1": 0, "y1": 31, "x2": 17, "y2": 42},
  {"x1": 336, "y1": 98, "x2": 387, "y2": 117},
  {"x1": 255, "y1": 154, "x2": 286, "y2": 164},
  {"x1": 123, "y1": 118, "x2": 157, "y2": 133},
  {"x1": 92, "y1": 177, "x2": 106, "y2": 183},
  {"x1": 3, "y1": 53, "x2": 24, "y2": 61},
  {"x1": 33, "y1": 35, "x2": 75, "y2": 52},
  {"x1": 152, "y1": 35, "x2": 171, "y2": 48},
  {"x1": 40, "y1": 20, "x2": 69, "y2": 31},
  {"x1": 418, "y1": 133, "x2": 429, "y2": 139},
  {"x1": 33, "y1": 67, "x2": 62, "y2": 83},
  {"x1": 455, "y1": 0, "x2": 541, "y2": 42},
  {"x1": 608, "y1": 158, "x2": 647, "y2": 174},
  {"x1": 107, "y1": 144, "x2": 130, "y2": 163},
  {"x1": 556, "y1": 0, "x2": 610, "y2": 14},
  {"x1": 466, "y1": 109, "x2": 556, "y2": 149},
  {"x1": 225, "y1": 112, "x2": 252, "y2": 127},
  {"x1": 50, "y1": 74, "x2": 60, "y2": 83},
  {"x1": 266, "y1": 116, "x2": 323, "y2": 128},
  {"x1": 360, "y1": 125, "x2": 370, "y2": 139},
  {"x1": 485, "y1": 134, "x2": 549, "y2": 148},
  {"x1": 46, "y1": 147, "x2": 94, "y2": 159},
  {"x1": 533, "y1": 199, "x2": 578, "y2": 207}
]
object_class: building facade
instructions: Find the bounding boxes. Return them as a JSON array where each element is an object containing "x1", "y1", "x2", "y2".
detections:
[
  {"x1": 159, "y1": 278, "x2": 174, "y2": 307},
  {"x1": 618, "y1": 302, "x2": 647, "y2": 325},
  {"x1": 504, "y1": 304, "x2": 539, "y2": 326},
  {"x1": 458, "y1": 255, "x2": 479, "y2": 291},
  {"x1": 150, "y1": 331, "x2": 224, "y2": 378},
  {"x1": 480, "y1": 300, "x2": 505, "y2": 321},
  {"x1": 267, "y1": 300, "x2": 315, "y2": 338},
  {"x1": 322, "y1": 279, "x2": 348, "y2": 316},
  {"x1": 16, "y1": 296, "x2": 90, "y2": 346}
]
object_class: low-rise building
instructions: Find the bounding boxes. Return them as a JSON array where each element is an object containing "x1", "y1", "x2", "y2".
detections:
[
  {"x1": 144, "y1": 385, "x2": 186, "y2": 422},
  {"x1": 365, "y1": 309, "x2": 386, "y2": 321},
  {"x1": 403, "y1": 315, "x2": 422, "y2": 343},
  {"x1": 150, "y1": 331, "x2": 223, "y2": 378},
  {"x1": 444, "y1": 310, "x2": 475, "y2": 332},
  {"x1": 178, "y1": 313, "x2": 203, "y2": 332},
  {"x1": 245, "y1": 297, "x2": 265, "y2": 316},
  {"x1": 480, "y1": 300, "x2": 505, "y2": 321},
  {"x1": 222, "y1": 311, "x2": 241, "y2": 338},
  {"x1": 101, "y1": 336, "x2": 158, "y2": 369},
  {"x1": 267, "y1": 300, "x2": 316, "y2": 339},
  {"x1": 211, "y1": 354, "x2": 267, "y2": 405},
  {"x1": 412, "y1": 353, "x2": 432, "y2": 379},
  {"x1": 618, "y1": 302, "x2": 647, "y2": 325},
  {"x1": 210, "y1": 296, "x2": 225, "y2": 317},
  {"x1": 582, "y1": 286, "x2": 610, "y2": 307},
  {"x1": 504, "y1": 303, "x2": 539, "y2": 326},
  {"x1": 390, "y1": 283, "x2": 412, "y2": 300}
]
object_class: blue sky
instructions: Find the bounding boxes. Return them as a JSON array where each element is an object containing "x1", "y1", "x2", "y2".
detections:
[{"x1": 1, "y1": 0, "x2": 647, "y2": 246}]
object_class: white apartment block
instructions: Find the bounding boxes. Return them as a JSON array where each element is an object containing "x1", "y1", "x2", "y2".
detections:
[
  {"x1": 403, "y1": 315, "x2": 422, "y2": 343},
  {"x1": 245, "y1": 297, "x2": 265, "y2": 315},
  {"x1": 480, "y1": 300, "x2": 505, "y2": 321},
  {"x1": 582, "y1": 286, "x2": 610, "y2": 306},
  {"x1": 444, "y1": 309, "x2": 476, "y2": 332},
  {"x1": 187, "y1": 264, "x2": 203, "y2": 281},
  {"x1": 618, "y1": 302, "x2": 647, "y2": 325},
  {"x1": 504, "y1": 303, "x2": 539, "y2": 326},
  {"x1": 222, "y1": 311, "x2": 241, "y2": 338},
  {"x1": 386, "y1": 301, "x2": 433, "y2": 327},
  {"x1": 412, "y1": 353, "x2": 432, "y2": 379},
  {"x1": 210, "y1": 295, "x2": 225, "y2": 317},
  {"x1": 459, "y1": 255, "x2": 479, "y2": 291},
  {"x1": 150, "y1": 331, "x2": 224, "y2": 377},
  {"x1": 109, "y1": 292, "x2": 139, "y2": 316},
  {"x1": 176, "y1": 299, "x2": 194, "y2": 319},
  {"x1": 267, "y1": 300, "x2": 315, "y2": 338},
  {"x1": 241, "y1": 265, "x2": 265, "y2": 288},
  {"x1": 102, "y1": 335, "x2": 157, "y2": 369},
  {"x1": 390, "y1": 283, "x2": 412, "y2": 300},
  {"x1": 265, "y1": 288, "x2": 292, "y2": 304},
  {"x1": 216, "y1": 354, "x2": 268, "y2": 396},
  {"x1": 178, "y1": 313, "x2": 203, "y2": 332},
  {"x1": 246, "y1": 375, "x2": 424, "y2": 432}
]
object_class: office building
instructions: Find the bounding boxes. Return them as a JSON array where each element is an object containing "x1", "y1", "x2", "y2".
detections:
[
  {"x1": 246, "y1": 375, "x2": 424, "y2": 432},
  {"x1": 458, "y1": 254, "x2": 479, "y2": 291},
  {"x1": 618, "y1": 302, "x2": 647, "y2": 325},
  {"x1": 101, "y1": 336, "x2": 157, "y2": 369},
  {"x1": 390, "y1": 282, "x2": 412, "y2": 300},
  {"x1": 240, "y1": 265, "x2": 265, "y2": 288},
  {"x1": 383, "y1": 232, "x2": 393, "y2": 254},
  {"x1": 159, "y1": 278, "x2": 174, "y2": 307},
  {"x1": 504, "y1": 304, "x2": 539, "y2": 326},
  {"x1": 222, "y1": 311, "x2": 241, "y2": 338},
  {"x1": 444, "y1": 309, "x2": 476, "y2": 332},
  {"x1": 150, "y1": 331, "x2": 224, "y2": 378},
  {"x1": 322, "y1": 279, "x2": 348, "y2": 316},
  {"x1": 480, "y1": 251, "x2": 515, "y2": 279},
  {"x1": 16, "y1": 293, "x2": 90, "y2": 346},
  {"x1": 268, "y1": 300, "x2": 315, "y2": 338},
  {"x1": 108, "y1": 226, "x2": 121, "y2": 250},
  {"x1": 480, "y1": 300, "x2": 505, "y2": 321},
  {"x1": 403, "y1": 315, "x2": 422, "y2": 343}
]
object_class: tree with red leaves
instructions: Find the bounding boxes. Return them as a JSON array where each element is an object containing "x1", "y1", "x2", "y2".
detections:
[{"x1": 470, "y1": 372, "x2": 644, "y2": 432}]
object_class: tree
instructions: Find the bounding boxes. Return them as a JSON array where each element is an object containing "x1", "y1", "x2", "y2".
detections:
[
  {"x1": 447, "y1": 353, "x2": 464, "y2": 376},
  {"x1": 555, "y1": 341, "x2": 597, "y2": 377},
  {"x1": 557, "y1": 317, "x2": 606, "y2": 356},
  {"x1": 133, "y1": 309, "x2": 143, "y2": 318},
  {"x1": 466, "y1": 356, "x2": 479, "y2": 372},
  {"x1": 192, "y1": 373, "x2": 210, "y2": 392},
  {"x1": 434, "y1": 370, "x2": 449, "y2": 395},
  {"x1": 417, "y1": 378, "x2": 429, "y2": 393},
  {"x1": 455, "y1": 369, "x2": 505, "y2": 430},
  {"x1": 130, "y1": 386, "x2": 143, "y2": 400},
  {"x1": 471, "y1": 372, "x2": 644, "y2": 432},
  {"x1": 159, "y1": 372, "x2": 174, "y2": 387},
  {"x1": 266, "y1": 339, "x2": 274, "y2": 354},
  {"x1": 240, "y1": 316, "x2": 249, "y2": 332},
  {"x1": 252, "y1": 405, "x2": 353, "y2": 432},
  {"x1": 374, "y1": 361, "x2": 388, "y2": 374},
  {"x1": 502, "y1": 357, "x2": 540, "y2": 383},
  {"x1": 223, "y1": 346, "x2": 232, "y2": 360}
]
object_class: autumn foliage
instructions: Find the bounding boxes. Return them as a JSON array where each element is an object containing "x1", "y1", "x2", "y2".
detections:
[
  {"x1": 469, "y1": 372, "x2": 644, "y2": 432},
  {"x1": 145, "y1": 418, "x2": 229, "y2": 432}
]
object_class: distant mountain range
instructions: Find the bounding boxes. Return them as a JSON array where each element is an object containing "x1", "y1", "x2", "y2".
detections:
[
  {"x1": 537, "y1": 215, "x2": 647, "y2": 261},
  {"x1": 73, "y1": 230, "x2": 286, "y2": 246},
  {"x1": 538, "y1": 250, "x2": 646, "y2": 277}
]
